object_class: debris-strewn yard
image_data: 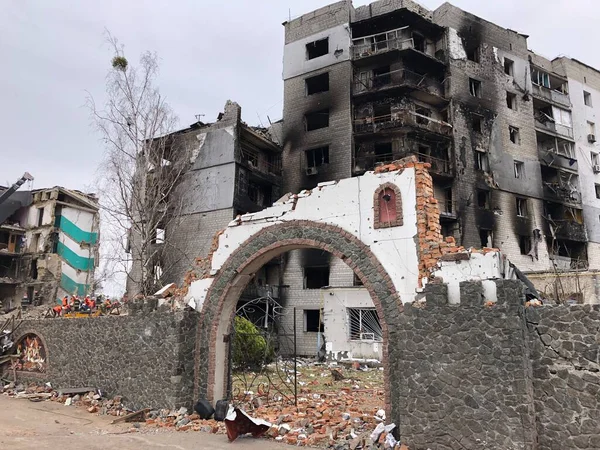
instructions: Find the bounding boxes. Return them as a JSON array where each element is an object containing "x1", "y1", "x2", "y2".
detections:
[{"x1": 1, "y1": 361, "x2": 405, "y2": 449}]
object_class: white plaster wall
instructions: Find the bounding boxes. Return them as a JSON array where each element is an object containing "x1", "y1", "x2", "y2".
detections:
[
  {"x1": 61, "y1": 207, "x2": 96, "y2": 233},
  {"x1": 321, "y1": 287, "x2": 382, "y2": 360},
  {"x1": 432, "y1": 252, "x2": 504, "y2": 304},
  {"x1": 26, "y1": 202, "x2": 54, "y2": 227},
  {"x1": 207, "y1": 169, "x2": 420, "y2": 305},
  {"x1": 61, "y1": 262, "x2": 91, "y2": 286},
  {"x1": 283, "y1": 23, "x2": 351, "y2": 80},
  {"x1": 447, "y1": 28, "x2": 467, "y2": 60},
  {"x1": 59, "y1": 233, "x2": 92, "y2": 259}
]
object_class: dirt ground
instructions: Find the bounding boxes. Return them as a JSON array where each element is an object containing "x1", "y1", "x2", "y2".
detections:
[{"x1": 0, "y1": 395, "x2": 289, "y2": 450}]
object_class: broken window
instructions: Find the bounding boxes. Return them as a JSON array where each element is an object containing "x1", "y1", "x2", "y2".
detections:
[
  {"x1": 532, "y1": 68, "x2": 550, "y2": 88},
  {"x1": 306, "y1": 73, "x2": 329, "y2": 95},
  {"x1": 372, "y1": 65, "x2": 391, "y2": 87},
  {"x1": 471, "y1": 115, "x2": 482, "y2": 132},
  {"x1": 469, "y1": 78, "x2": 482, "y2": 98},
  {"x1": 306, "y1": 38, "x2": 328, "y2": 60},
  {"x1": 303, "y1": 266, "x2": 330, "y2": 289},
  {"x1": 514, "y1": 160, "x2": 524, "y2": 178},
  {"x1": 506, "y1": 92, "x2": 517, "y2": 110},
  {"x1": 374, "y1": 142, "x2": 393, "y2": 162},
  {"x1": 348, "y1": 308, "x2": 382, "y2": 341},
  {"x1": 37, "y1": 208, "x2": 44, "y2": 227},
  {"x1": 504, "y1": 58, "x2": 514, "y2": 76},
  {"x1": 595, "y1": 184, "x2": 600, "y2": 199},
  {"x1": 509, "y1": 126, "x2": 520, "y2": 145},
  {"x1": 415, "y1": 107, "x2": 432, "y2": 125},
  {"x1": 306, "y1": 146, "x2": 329, "y2": 168},
  {"x1": 412, "y1": 32, "x2": 426, "y2": 52},
  {"x1": 304, "y1": 309, "x2": 324, "y2": 332},
  {"x1": 373, "y1": 103, "x2": 391, "y2": 123},
  {"x1": 479, "y1": 229, "x2": 493, "y2": 248},
  {"x1": 305, "y1": 109, "x2": 329, "y2": 131},
  {"x1": 519, "y1": 235, "x2": 532, "y2": 255},
  {"x1": 466, "y1": 46, "x2": 480, "y2": 63},
  {"x1": 516, "y1": 197, "x2": 528, "y2": 217},
  {"x1": 475, "y1": 150, "x2": 489, "y2": 171},
  {"x1": 477, "y1": 189, "x2": 490, "y2": 209},
  {"x1": 584, "y1": 90, "x2": 593, "y2": 107}
]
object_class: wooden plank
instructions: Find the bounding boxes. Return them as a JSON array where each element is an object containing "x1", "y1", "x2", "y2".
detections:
[
  {"x1": 111, "y1": 408, "x2": 150, "y2": 424},
  {"x1": 57, "y1": 387, "x2": 96, "y2": 395}
]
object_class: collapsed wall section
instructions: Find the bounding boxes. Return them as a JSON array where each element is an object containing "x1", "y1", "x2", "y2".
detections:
[{"x1": 9, "y1": 308, "x2": 197, "y2": 410}]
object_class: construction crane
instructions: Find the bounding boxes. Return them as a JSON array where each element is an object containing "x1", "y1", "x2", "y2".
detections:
[{"x1": 0, "y1": 172, "x2": 34, "y2": 207}]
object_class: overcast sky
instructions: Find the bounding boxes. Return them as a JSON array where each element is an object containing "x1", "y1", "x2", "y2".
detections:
[{"x1": 1, "y1": 0, "x2": 597, "y2": 191}]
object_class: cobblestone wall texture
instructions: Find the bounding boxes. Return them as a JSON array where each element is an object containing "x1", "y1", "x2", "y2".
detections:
[{"x1": 10, "y1": 306, "x2": 198, "y2": 411}]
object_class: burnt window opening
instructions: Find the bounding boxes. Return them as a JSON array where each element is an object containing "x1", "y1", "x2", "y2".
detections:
[
  {"x1": 509, "y1": 126, "x2": 520, "y2": 145},
  {"x1": 507, "y1": 92, "x2": 517, "y2": 110},
  {"x1": 353, "y1": 272, "x2": 364, "y2": 286},
  {"x1": 516, "y1": 197, "x2": 528, "y2": 217},
  {"x1": 472, "y1": 115, "x2": 483, "y2": 132},
  {"x1": 412, "y1": 32, "x2": 426, "y2": 52},
  {"x1": 479, "y1": 229, "x2": 493, "y2": 248},
  {"x1": 373, "y1": 65, "x2": 391, "y2": 87},
  {"x1": 305, "y1": 109, "x2": 329, "y2": 131},
  {"x1": 519, "y1": 235, "x2": 532, "y2": 255},
  {"x1": 306, "y1": 146, "x2": 329, "y2": 168},
  {"x1": 584, "y1": 91, "x2": 593, "y2": 107},
  {"x1": 247, "y1": 182, "x2": 272, "y2": 207},
  {"x1": 504, "y1": 58, "x2": 514, "y2": 76},
  {"x1": 373, "y1": 103, "x2": 391, "y2": 123},
  {"x1": 304, "y1": 266, "x2": 330, "y2": 289},
  {"x1": 475, "y1": 151, "x2": 489, "y2": 171},
  {"x1": 374, "y1": 142, "x2": 393, "y2": 162},
  {"x1": 415, "y1": 107, "x2": 432, "y2": 125},
  {"x1": 466, "y1": 46, "x2": 480, "y2": 63},
  {"x1": 303, "y1": 309, "x2": 324, "y2": 332},
  {"x1": 306, "y1": 73, "x2": 329, "y2": 95},
  {"x1": 306, "y1": 38, "x2": 329, "y2": 60},
  {"x1": 514, "y1": 161, "x2": 524, "y2": 179},
  {"x1": 469, "y1": 78, "x2": 482, "y2": 97},
  {"x1": 477, "y1": 189, "x2": 490, "y2": 209}
]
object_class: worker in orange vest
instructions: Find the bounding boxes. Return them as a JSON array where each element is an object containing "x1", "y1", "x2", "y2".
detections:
[
  {"x1": 51, "y1": 304, "x2": 62, "y2": 317},
  {"x1": 61, "y1": 296, "x2": 71, "y2": 313}
]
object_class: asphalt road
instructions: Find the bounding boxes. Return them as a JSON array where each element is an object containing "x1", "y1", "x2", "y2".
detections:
[{"x1": 0, "y1": 395, "x2": 290, "y2": 450}]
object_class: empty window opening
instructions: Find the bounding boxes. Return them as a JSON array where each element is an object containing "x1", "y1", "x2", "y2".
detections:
[
  {"x1": 532, "y1": 69, "x2": 550, "y2": 88},
  {"x1": 469, "y1": 78, "x2": 482, "y2": 97},
  {"x1": 516, "y1": 197, "x2": 528, "y2": 217},
  {"x1": 304, "y1": 266, "x2": 330, "y2": 289},
  {"x1": 584, "y1": 90, "x2": 593, "y2": 107},
  {"x1": 373, "y1": 103, "x2": 391, "y2": 122},
  {"x1": 507, "y1": 92, "x2": 517, "y2": 110},
  {"x1": 37, "y1": 208, "x2": 44, "y2": 227},
  {"x1": 305, "y1": 109, "x2": 329, "y2": 131},
  {"x1": 306, "y1": 146, "x2": 329, "y2": 168},
  {"x1": 472, "y1": 115, "x2": 483, "y2": 132},
  {"x1": 306, "y1": 38, "x2": 329, "y2": 60},
  {"x1": 30, "y1": 260, "x2": 38, "y2": 280},
  {"x1": 504, "y1": 58, "x2": 514, "y2": 76},
  {"x1": 591, "y1": 152, "x2": 599, "y2": 167},
  {"x1": 306, "y1": 73, "x2": 329, "y2": 95},
  {"x1": 514, "y1": 160, "x2": 524, "y2": 178},
  {"x1": 374, "y1": 142, "x2": 393, "y2": 162},
  {"x1": 477, "y1": 189, "x2": 490, "y2": 209},
  {"x1": 415, "y1": 107, "x2": 432, "y2": 125},
  {"x1": 595, "y1": 184, "x2": 600, "y2": 199},
  {"x1": 519, "y1": 235, "x2": 532, "y2": 255},
  {"x1": 412, "y1": 32, "x2": 426, "y2": 52},
  {"x1": 475, "y1": 151, "x2": 489, "y2": 171},
  {"x1": 348, "y1": 308, "x2": 382, "y2": 341},
  {"x1": 509, "y1": 126, "x2": 520, "y2": 145},
  {"x1": 466, "y1": 46, "x2": 480, "y2": 63},
  {"x1": 479, "y1": 229, "x2": 493, "y2": 248},
  {"x1": 373, "y1": 65, "x2": 391, "y2": 87},
  {"x1": 304, "y1": 309, "x2": 324, "y2": 332}
]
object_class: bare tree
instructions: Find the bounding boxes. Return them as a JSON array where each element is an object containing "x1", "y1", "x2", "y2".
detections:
[{"x1": 89, "y1": 33, "x2": 191, "y2": 297}]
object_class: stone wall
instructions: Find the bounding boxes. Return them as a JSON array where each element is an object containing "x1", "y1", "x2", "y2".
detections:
[{"x1": 8, "y1": 306, "x2": 198, "y2": 411}]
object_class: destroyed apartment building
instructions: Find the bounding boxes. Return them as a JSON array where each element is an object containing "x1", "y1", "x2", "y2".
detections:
[{"x1": 0, "y1": 174, "x2": 99, "y2": 310}]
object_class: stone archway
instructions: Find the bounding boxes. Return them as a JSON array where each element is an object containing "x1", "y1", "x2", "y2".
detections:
[{"x1": 193, "y1": 220, "x2": 403, "y2": 420}]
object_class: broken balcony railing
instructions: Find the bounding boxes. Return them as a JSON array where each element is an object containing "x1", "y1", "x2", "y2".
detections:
[
  {"x1": 437, "y1": 199, "x2": 458, "y2": 217},
  {"x1": 353, "y1": 68, "x2": 444, "y2": 97},
  {"x1": 240, "y1": 148, "x2": 282, "y2": 176},
  {"x1": 417, "y1": 153, "x2": 453, "y2": 176},
  {"x1": 543, "y1": 182, "x2": 582, "y2": 204},
  {"x1": 535, "y1": 118, "x2": 574, "y2": 139},
  {"x1": 531, "y1": 84, "x2": 571, "y2": 109},
  {"x1": 352, "y1": 26, "x2": 415, "y2": 60},
  {"x1": 354, "y1": 110, "x2": 452, "y2": 136}
]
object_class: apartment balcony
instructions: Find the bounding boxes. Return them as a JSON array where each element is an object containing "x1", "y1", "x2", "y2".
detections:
[
  {"x1": 437, "y1": 200, "x2": 458, "y2": 220},
  {"x1": 240, "y1": 148, "x2": 282, "y2": 177},
  {"x1": 535, "y1": 118, "x2": 574, "y2": 140},
  {"x1": 353, "y1": 68, "x2": 445, "y2": 102},
  {"x1": 543, "y1": 182, "x2": 581, "y2": 205},
  {"x1": 417, "y1": 153, "x2": 454, "y2": 178},
  {"x1": 531, "y1": 84, "x2": 571, "y2": 109},
  {"x1": 549, "y1": 220, "x2": 587, "y2": 242},
  {"x1": 351, "y1": 26, "x2": 445, "y2": 67},
  {"x1": 352, "y1": 151, "x2": 452, "y2": 177},
  {"x1": 354, "y1": 110, "x2": 452, "y2": 137},
  {"x1": 549, "y1": 254, "x2": 588, "y2": 271}
]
